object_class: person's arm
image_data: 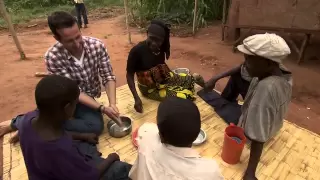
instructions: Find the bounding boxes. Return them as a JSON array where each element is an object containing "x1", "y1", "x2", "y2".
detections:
[
  {"x1": 204, "y1": 64, "x2": 242, "y2": 91},
  {"x1": 127, "y1": 72, "x2": 143, "y2": 113},
  {"x1": 79, "y1": 92, "x2": 101, "y2": 110},
  {"x1": 97, "y1": 43, "x2": 118, "y2": 110},
  {"x1": 126, "y1": 48, "x2": 140, "y2": 100},
  {"x1": 127, "y1": 72, "x2": 140, "y2": 100},
  {"x1": 98, "y1": 43, "x2": 122, "y2": 116},
  {"x1": 208, "y1": 64, "x2": 242, "y2": 82},
  {"x1": 105, "y1": 80, "x2": 117, "y2": 106},
  {"x1": 79, "y1": 92, "x2": 122, "y2": 125},
  {"x1": 126, "y1": 47, "x2": 143, "y2": 113}
]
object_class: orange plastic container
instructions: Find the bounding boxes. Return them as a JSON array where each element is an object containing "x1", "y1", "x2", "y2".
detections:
[{"x1": 221, "y1": 123, "x2": 246, "y2": 164}]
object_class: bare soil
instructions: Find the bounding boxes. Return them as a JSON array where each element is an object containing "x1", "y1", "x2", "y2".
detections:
[{"x1": 1, "y1": 14, "x2": 320, "y2": 177}]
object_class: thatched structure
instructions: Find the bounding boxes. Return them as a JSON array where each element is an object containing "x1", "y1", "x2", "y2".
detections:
[{"x1": 222, "y1": 0, "x2": 320, "y2": 64}]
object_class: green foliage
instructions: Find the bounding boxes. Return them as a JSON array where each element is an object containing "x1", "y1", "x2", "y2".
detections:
[
  {"x1": 129, "y1": 0, "x2": 223, "y2": 28},
  {"x1": 85, "y1": 0, "x2": 123, "y2": 8},
  {"x1": 0, "y1": 0, "x2": 123, "y2": 28},
  {"x1": 0, "y1": 0, "x2": 221, "y2": 30},
  {"x1": 4, "y1": 0, "x2": 71, "y2": 12}
]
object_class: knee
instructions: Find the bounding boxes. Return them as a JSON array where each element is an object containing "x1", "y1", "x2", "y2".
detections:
[
  {"x1": 114, "y1": 161, "x2": 132, "y2": 173},
  {"x1": 104, "y1": 161, "x2": 132, "y2": 179},
  {"x1": 90, "y1": 114, "x2": 104, "y2": 134}
]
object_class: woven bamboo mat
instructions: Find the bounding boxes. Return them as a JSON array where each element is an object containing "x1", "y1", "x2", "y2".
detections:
[{"x1": 3, "y1": 84, "x2": 320, "y2": 180}]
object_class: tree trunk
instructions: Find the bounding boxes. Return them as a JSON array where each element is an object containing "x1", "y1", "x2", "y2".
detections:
[
  {"x1": 0, "y1": 0, "x2": 26, "y2": 60},
  {"x1": 193, "y1": 0, "x2": 198, "y2": 36},
  {"x1": 124, "y1": 0, "x2": 132, "y2": 44}
]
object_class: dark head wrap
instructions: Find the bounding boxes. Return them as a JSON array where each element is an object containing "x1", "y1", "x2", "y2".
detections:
[
  {"x1": 149, "y1": 20, "x2": 171, "y2": 60},
  {"x1": 148, "y1": 24, "x2": 166, "y2": 38}
]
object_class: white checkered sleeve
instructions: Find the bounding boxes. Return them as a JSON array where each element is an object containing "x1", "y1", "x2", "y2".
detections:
[{"x1": 98, "y1": 43, "x2": 116, "y2": 86}]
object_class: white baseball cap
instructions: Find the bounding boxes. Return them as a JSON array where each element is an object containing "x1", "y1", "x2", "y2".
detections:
[{"x1": 237, "y1": 33, "x2": 291, "y2": 64}]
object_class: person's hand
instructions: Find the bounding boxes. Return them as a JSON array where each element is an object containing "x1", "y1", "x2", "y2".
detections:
[
  {"x1": 102, "y1": 106, "x2": 123, "y2": 126},
  {"x1": 9, "y1": 132, "x2": 19, "y2": 144},
  {"x1": 109, "y1": 104, "x2": 120, "y2": 115},
  {"x1": 134, "y1": 98, "x2": 143, "y2": 113},
  {"x1": 102, "y1": 106, "x2": 119, "y2": 119},
  {"x1": 82, "y1": 133, "x2": 99, "y2": 144},
  {"x1": 203, "y1": 79, "x2": 217, "y2": 92},
  {"x1": 107, "y1": 153, "x2": 120, "y2": 162}
]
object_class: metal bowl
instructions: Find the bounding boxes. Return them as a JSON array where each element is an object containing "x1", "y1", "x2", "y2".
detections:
[
  {"x1": 193, "y1": 129, "x2": 207, "y2": 146},
  {"x1": 172, "y1": 68, "x2": 190, "y2": 75},
  {"x1": 107, "y1": 116, "x2": 132, "y2": 138}
]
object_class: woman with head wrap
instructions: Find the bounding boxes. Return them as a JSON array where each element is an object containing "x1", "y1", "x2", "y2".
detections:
[{"x1": 126, "y1": 20, "x2": 204, "y2": 113}]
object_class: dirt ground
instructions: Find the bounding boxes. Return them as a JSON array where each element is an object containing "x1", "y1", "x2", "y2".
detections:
[{"x1": 1, "y1": 15, "x2": 320, "y2": 177}]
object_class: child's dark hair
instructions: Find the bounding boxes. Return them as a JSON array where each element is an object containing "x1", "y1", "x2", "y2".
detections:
[
  {"x1": 157, "y1": 97, "x2": 201, "y2": 147},
  {"x1": 48, "y1": 11, "x2": 77, "y2": 38},
  {"x1": 150, "y1": 20, "x2": 171, "y2": 59},
  {"x1": 35, "y1": 75, "x2": 80, "y2": 115}
]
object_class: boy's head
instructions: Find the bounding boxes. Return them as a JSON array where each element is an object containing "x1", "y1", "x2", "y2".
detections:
[
  {"x1": 237, "y1": 33, "x2": 291, "y2": 78},
  {"x1": 35, "y1": 75, "x2": 80, "y2": 121},
  {"x1": 157, "y1": 97, "x2": 201, "y2": 147}
]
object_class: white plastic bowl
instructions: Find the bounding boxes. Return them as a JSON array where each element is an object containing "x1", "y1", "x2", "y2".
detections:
[{"x1": 193, "y1": 129, "x2": 207, "y2": 146}]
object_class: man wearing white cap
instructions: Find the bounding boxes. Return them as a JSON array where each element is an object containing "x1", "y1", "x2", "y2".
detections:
[{"x1": 237, "y1": 33, "x2": 292, "y2": 180}]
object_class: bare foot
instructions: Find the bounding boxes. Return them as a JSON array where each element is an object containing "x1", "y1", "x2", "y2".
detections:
[
  {"x1": 9, "y1": 132, "x2": 19, "y2": 144},
  {"x1": 0, "y1": 120, "x2": 14, "y2": 138}
]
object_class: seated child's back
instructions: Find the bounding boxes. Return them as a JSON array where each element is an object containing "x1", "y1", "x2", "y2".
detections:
[
  {"x1": 129, "y1": 97, "x2": 223, "y2": 180},
  {"x1": 18, "y1": 75, "x2": 131, "y2": 180},
  {"x1": 18, "y1": 110, "x2": 99, "y2": 180}
]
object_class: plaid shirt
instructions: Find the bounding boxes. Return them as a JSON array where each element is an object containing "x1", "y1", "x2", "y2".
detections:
[{"x1": 45, "y1": 36, "x2": 116, "y2": 98}]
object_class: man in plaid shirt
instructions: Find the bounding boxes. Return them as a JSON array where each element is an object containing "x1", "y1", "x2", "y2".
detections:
[
  {"x1": 0, "y1": 11, "x2": 123, "y2": 144},
  {"x1": 44, "y1": 11, "x2": 122, "y2": 136}
]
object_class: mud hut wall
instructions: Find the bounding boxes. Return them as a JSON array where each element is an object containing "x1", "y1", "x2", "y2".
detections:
[
  {"x1": 237, "y1": 0, "x2": 320, "y2": 30},
  {"x1": 225, "y1": 0, "x2": 320, "y2": 40}
]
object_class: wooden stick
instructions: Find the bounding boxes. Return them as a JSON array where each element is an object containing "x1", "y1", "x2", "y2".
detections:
[
  {"x1": 232, "y1": 28, "x2": 252, "y2": 52},
  {"x1": 297, "y1": 34, "x2": 311, "y2": 64},
  {"x1": 221, "y1": 0, "x2": 227, "y2": 41},
  {"x1": 124, "y1": 0, "x2": 132, "y2": 44},
  {"x1": 192, "y1": 0, "x2": 198, "y2": 36},
  {"x1": 0, "y1": 0, "x2": 26, "y2": 60},
  {"x1": 34, "y1": 72, "x2": 49, "y2": 77},
  {"x1": 278, "y1": 32, "x2": 300, "y2": 55}
]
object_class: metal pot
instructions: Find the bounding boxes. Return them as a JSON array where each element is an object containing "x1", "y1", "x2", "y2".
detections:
[
  {"x1": 107, "y1": 116, "x2": 132, "y2": 138},
  {"x1": 172, "y1": 68, "x2": 190, "y2": 75}
]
